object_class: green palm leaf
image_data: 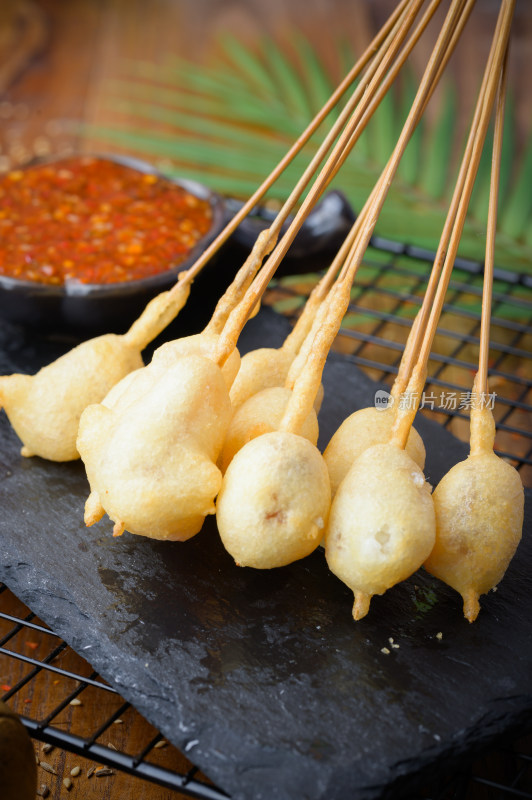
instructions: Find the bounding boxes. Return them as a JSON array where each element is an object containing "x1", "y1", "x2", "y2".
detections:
[{"x1": 87, "y1": 32, "x2": 532, "y2": 274}]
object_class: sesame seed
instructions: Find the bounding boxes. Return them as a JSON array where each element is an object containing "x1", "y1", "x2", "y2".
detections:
[{"x1": 39, "y1": 761, "x2": 57, "y2": 775}]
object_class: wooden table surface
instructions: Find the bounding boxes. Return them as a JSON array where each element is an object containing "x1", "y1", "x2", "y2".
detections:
[{"x1": 1, "y1": 1, "x2": 531, "y2": 798}]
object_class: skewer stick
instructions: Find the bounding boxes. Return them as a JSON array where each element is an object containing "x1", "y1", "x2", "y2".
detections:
[
  {"x1": 206, "y1": 0, "x2": 426, "y2": 336},
  {"x1": 215, "y1": 0, "x2": 458, "y2": 366},
  {"x1": 265, "y1": 0, "x2": 421, "y2": 246},
  {"x1": 413, "y1": 0, "x2": 514, "y2": 376},
  {"x1": 282, "y1": 157, "x2": 397, "y2": 362},
  {"x1": 321, "y1": 0, "x2": 459, "y2": 199},
  {"x1": 120, "y1": 0, "x2": 413, "y2": 348},
  {"x1": 282, "y1": 166, "x2": 395, "y2": 360},
  {"x1": 393, "y1": 1, "x2": 502, "y2": 395},
  {"x1": 223, "y1": 0, "x2": 459, "y2": 350},
  {"x1": 332, "y1": 0, "x2": 469, "y2": 291},
  {"x1": 278, "y1": 0, "x2": 471, "y2": 435},
  {"x1": 319, "y1": 0, "x2": 475, "y2": 291},
  {"x1": 285, "y1": 0, "x2": 471, "y2": 410},
  {"x1": 163, "y1": 0, "x2": 412, "y2": 295},
  {"x1": 288, "y1": 0, "x2": 446, "y2": 318},
  {"x1": 390, "y1": 309, "x2": 424, "y2": 402},
  {"x1": 187, "y1": 0, "x2": 418, "y2": 336},
  {"x1": 391, "y1": 0, "x2": 515, "y2": 450},
  {"x1": 469, "y1": 42, "x2": 509, "y2": 459},
  {"x1": 286, "y1": 0, "x2": 449, "y2": 315},
  {"x1": 477, "y1": 44, "x2": 509, "y2": 397}
]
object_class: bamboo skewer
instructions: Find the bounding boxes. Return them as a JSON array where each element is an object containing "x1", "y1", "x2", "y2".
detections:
[
  {"x1": 174, "y1": 0, "x2": 410, "y2": 277},
  {"x1": 283, "y1": 0, "x2": 473, "y2": 414},
  {"x1": 276, "y1": 0, "x2": 472, "y2": 437},
  {"x1": 391, "y1": 0, "x2": 516, "y2": 451},
  {"x1": 392, "y1": 3, "x2": 503, "y2": 397},
  {"x1": 205, "y1": 0, "x2": 428, "y2": 336},
  {"x1": 215, "y1": 0, "x2": 471, "y2": 369},
  {"x1": 288, "y1": 0, "x2": 447, "y2": 313},
  {"x1": 317, "y1": 0, "x2": 474, "y2": 296},
  {"x1": 213, "y1": 0, "x2": 431, "y2": 355},
  {"x1": 477, "y1": 44, "x2": 509, "y2": 398},
  {"x1": 125, "y1": 0, "x2": 416, "y2": 346},
  {"x1": 169, "y1": 0, "x2": 413, "y2": 300}
]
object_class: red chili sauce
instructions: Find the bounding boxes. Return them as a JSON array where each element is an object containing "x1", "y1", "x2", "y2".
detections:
[{"x1": 0, "y1": 156, "x2": 213, "y2": 285}]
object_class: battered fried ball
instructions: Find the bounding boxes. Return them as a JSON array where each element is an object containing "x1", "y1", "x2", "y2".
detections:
[
  {"x1": 216, "y1": 431, "x2": 331, "y2": 569},
  {"x1": 78, "y1": 354, "x2": 232, "y2": 540},
  {"x1": 324, "y1": 406, "x2": 425, "y2": 496},
  {"x1": 325, "y1": 443, "x2": 435, "y2": 620},
  {"x1": 220, "y1": 386, "x2": 319, "y2": 472},
  {"x1": 100, "y1": 332, "x2": 240, "y2": 414},
  {"x1": 229, "y1": 346, "x2": 324, "y2": 413},
  {"x1": 0, "y1": 335, "x2": 143, "y2": 461},
  {"x1": 229, "y1": 347, "x2": 293, "y2": 410},
  {"x1": 0, "y1": 283, "x2": 191, "y2": 462},
  {"x1": 152, "y1": 332, "x2": 240, "y2": 390},
  {"x1": 424, "y1": 406, "x2": 524, "y2": 622}
]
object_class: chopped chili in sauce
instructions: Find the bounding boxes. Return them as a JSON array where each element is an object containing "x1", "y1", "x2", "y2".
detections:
[{"x1": 0, "y1": 156, "x2": 213, "y2": 285}]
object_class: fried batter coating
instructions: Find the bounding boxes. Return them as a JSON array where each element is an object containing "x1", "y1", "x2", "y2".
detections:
[
  {"x1": 78, "y1": 354, "x2": 232, "y2": 540},
  {"x1": 0, "y1": 335, "x2": 143, "y2": 461},
  {"x1": 324, "y1": 406, "x2": 425, "y2": 496},
  {"x1": 325, "y1": 443, "x2": 435, "y2": 620},
  {"x1": 220, "y1": 386, "x2": 318, "y2": 472},
  {"x1": 153, "y1": 332, "x2": 240, "y2": 390},
  {"x1": 217, "y1": 431, "x2": 331, "y2": 569},
  {"x1": 100, "y1": 332, "x2": 240, "y2": 415},
  {"x1": 424, "y1": 402, "x2": 524, "y2": 622},
  {"x1": 229, "y1": 347, "x2": 294, "y2": 410}
]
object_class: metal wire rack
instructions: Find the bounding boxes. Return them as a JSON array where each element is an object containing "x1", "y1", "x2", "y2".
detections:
[
  {"x1": 266, "y1": 235, "x2": 532, "y2": 487},
  {"x1": 0, "y1": 583, "x2": 227, "y2": 799},
  {"x1": 1, "y1": 235, "x2": 531, "y2": 798}
]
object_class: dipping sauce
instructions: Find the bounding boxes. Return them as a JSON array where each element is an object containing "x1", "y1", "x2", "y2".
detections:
[{"x1": 0, "y1": 156, "x2": 213, "y2": 285}]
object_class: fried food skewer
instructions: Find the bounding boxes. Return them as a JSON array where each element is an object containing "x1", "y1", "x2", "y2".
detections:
[
  {"x1": 424, "y1": 35, "x2": 524, "y2": 622},
  {"x1": 216, "y1": 0, "x2": 470, "y2": 570},
  {"x1": 218, "y1": 0, "x2": 443, "y2": 412},
  {"x1": 325, "y1": 0, "x2": 520, "y2": 621},
  {"x1": 322, "y1": 0, "x2": 491, "y2": 494}
]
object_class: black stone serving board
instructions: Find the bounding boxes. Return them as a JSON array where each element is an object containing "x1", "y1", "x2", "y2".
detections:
[{"x1": 0, "y1": 308, "x2": 531, "y2": 800}]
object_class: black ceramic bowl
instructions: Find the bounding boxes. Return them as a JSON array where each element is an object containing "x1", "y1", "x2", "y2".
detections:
[{"x1": 0, "y1": 154, "x2": 227, "y2": 336}]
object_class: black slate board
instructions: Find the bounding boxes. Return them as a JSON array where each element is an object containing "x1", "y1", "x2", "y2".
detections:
[{"x1": 1, "y1": 308, "x2": 531, "y2": 800}]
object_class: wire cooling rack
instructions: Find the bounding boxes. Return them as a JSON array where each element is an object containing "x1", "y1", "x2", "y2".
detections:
[
  {"x1": 266, "y1": 235, "x2": 532, "y2": 487},
  {"x1": 1, "y1": 234, "x2": 531, "y2": 799}
]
